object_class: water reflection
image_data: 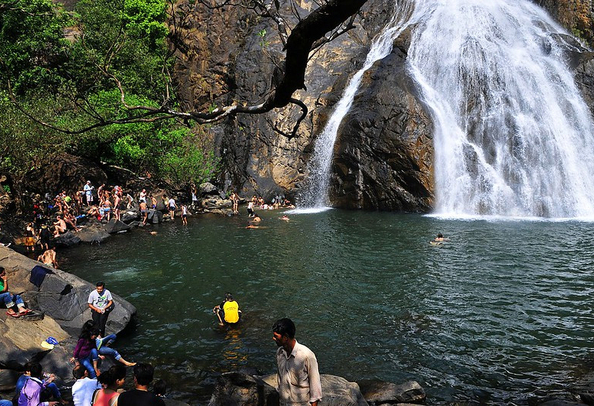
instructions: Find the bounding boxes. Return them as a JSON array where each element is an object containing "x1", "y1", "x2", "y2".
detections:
[{"x1": 220, "y1": 327, "x2": 248, "y2": 369}]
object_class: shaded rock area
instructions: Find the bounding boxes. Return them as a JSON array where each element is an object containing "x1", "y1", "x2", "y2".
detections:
[
  {"x1": 209, "y1": 372, "x2": 425, "y2": 406},
  {"x1": 0, "y1": 245, "x2": 136, "y2": 392},
  {"x1": 358, "y1": 380, "x2": 426, "y2": 405}
]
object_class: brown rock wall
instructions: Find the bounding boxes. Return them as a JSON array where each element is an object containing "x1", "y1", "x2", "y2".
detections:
[{"x1": 534, "y1": 0, "x2": 594, "y2": 46}]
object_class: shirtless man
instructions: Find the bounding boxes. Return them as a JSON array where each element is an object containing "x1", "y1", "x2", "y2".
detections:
[
  {"x1": 140, "y1": 200, "x2": 148, "y2": 225},
  {"x1": 102, "y1": 198, "x2": 112, "y2": 222},
  {"x1": 113, "y1": 193, "x2": 121, "y2": 221},
  {"x1": 38, "y1": 247, "x2": 58, "y2": 268},
  {"x1": 434, "y1": 233, "x2": 448, "y2": 242},
  {"x1": 53, "y1": 216, "x2": 67, "y2": 237}
]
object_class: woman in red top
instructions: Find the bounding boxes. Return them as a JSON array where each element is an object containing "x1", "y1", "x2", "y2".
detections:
[{"x1": 92, "y1": 364, "x2": 126, "y2": 406}]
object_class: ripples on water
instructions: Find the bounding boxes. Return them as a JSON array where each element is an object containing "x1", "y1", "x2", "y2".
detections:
[{"x1": 61, "y1": 211, "x2": 594, "y2": 404}]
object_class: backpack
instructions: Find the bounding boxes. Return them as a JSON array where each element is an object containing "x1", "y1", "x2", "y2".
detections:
[{"x1": 17, "y1": 378, "x2": 42, "y2": 406}]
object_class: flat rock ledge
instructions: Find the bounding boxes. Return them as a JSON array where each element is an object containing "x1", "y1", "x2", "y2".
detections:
[
  {"x1": 0, "y1": 245, "x2": 136, "y2": 391},
  {"x1": 208, "y1": 372, "x2": 425, "y2": 406}
]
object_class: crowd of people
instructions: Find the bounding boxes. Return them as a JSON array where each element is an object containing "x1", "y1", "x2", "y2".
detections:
[
  {"x1": 3, "y1": 359, "x2": 166, "y2": 406},
  {"x1": 2, "y1": 181, "x2": 323, "y2": 405}
]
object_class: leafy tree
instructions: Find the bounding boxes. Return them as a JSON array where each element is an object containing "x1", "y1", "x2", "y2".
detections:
[
  {"x1": 0, "y1": 0, "x2": 369, "y2": 200},
  {"x1": 0, "y1": 0, "x2": 71, "y2": 93}
]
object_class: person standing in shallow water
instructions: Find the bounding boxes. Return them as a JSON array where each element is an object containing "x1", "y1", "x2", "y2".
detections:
[
  {"x1": 213, "y1": 293, "x2": 241, "y2": 326},
  {"x1": 272, "y1": 318, "x2": 322, "y2": 406}
]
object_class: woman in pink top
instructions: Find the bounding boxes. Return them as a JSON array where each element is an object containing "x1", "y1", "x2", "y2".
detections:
[{"x1": 91, "y1": 364, "x2": 126, "y2": 406}]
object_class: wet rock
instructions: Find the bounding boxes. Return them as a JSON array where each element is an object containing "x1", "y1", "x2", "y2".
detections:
[
  {"x1": 358, "y1": 380, "x2": 425, "y2": 405},
  {"x1": 208, "y1": 372, "x2": 279, "y2": 406},
  {"x1": 104, "y1": 219, "x2": 130, "y2": 234},
  {"x1": 53, "y1": 231, "x2": 81, "y2": 247},
  {"x1": 331, "y1": 39, "x2": 434, "y2": 212},
  {"x1": 260, "y1": 374, "x2": 370, "y2": 406},
  {"x1": 148, "y1": 209, "x2": 163, "y2": 224},
  {"x1": 77, "y1": 224, "x2": 110, "y2": 244},
  {"x1": 201, "y1": 196, "x2": 232, "y2": 211},
  {"x1": 120, "y1": 209, "x2": 140, "y2": 223}
]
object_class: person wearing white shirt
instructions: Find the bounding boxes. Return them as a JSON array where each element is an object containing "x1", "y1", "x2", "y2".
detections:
[
  {"x1": 71, "y1": 366, "x2": 101, "y2": 406},
  {"x1": 273, "y1": 318, "x2": 322, "y2": 406},
  {"x1": 88, "y1": 281, "x2": 114, "y2": 336}
]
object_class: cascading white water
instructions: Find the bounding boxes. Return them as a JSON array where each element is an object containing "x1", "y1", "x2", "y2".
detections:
[
  {"x1": 297, "y1": 1, "x2": 418, "y2": 210},
  {"x1": 299, "y1": 0, "x2": 594, "y2": 218},
  {"x1": 408, "y1": 0, "x2": 594, "y2": 218}
]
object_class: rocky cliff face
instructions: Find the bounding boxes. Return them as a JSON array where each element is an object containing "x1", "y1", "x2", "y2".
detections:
[
  {"x1": 534, "y1": 0, "x2": 594, "y2": 46},
  {"x1": 175, "y1": 0, "x2": 594, "y2": 211}
]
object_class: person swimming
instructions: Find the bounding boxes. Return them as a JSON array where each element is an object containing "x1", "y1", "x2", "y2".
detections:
[{"x1": 434, "y1": 233, "x2": 448, "y2": 242}]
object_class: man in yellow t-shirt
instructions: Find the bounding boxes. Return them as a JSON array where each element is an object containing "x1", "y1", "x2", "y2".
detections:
[{"x1": 213, "y1": 293, "x2": 242, "y2": 326}]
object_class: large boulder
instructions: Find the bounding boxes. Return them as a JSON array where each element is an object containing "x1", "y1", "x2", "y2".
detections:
[
  {"x1": 53, "y1": 231, "x2": 82, "y2": 248},
  {"x1": 0, "y1": 245, "x2": 136, "y2": 337},
  {"x1": 358, "y1": 380, "x2": 425, "y2": 405},
  {"x1": 208, "y1": 372, "x2": 279, "y2": 406},
  {"x1": 201, "y1": 196, "x2": 232, "y2": 211},
  {"x1": 103, "y1": 219, "x2": 131, "y2": 234},
  {"x1": 76, "y1": 223, "x2": 110, "y2": 244},
  {"x1": 120, "y1": 209, "x2": 140, "y2": 223},
  {"x1": 260, "y1": 373, "x2": 369, "y2": 406}
]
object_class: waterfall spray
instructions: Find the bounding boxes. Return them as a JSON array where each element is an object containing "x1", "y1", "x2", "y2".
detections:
[
  {"x1": 408, "y1": 0, "x2": 594, "y2": 218},
  {"x1": 298, "y1": 0, "x2": 594, "y2": 218}
]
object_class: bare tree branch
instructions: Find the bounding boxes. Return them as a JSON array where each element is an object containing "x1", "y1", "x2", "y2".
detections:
[{"x1": 8, "y1": 0, "x2": 369, "y2": 136}]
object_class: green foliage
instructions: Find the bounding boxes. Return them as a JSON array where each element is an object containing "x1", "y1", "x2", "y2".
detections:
[
  {"x1": 0, "y1": 0, "x2": 221, "y2": 191},
  {"x1": 71, "y1": 0, "x2": 171, "y2": 100},
  {"x1": 257, "y1": 28, "x2": 270, "y2": 48},
  {"x1": 0, "y1": 92, "x2": 70, "y2": 181},
  {"x1": 161, "y1": 131, "x2": 220, "y2": 186},
  {"x1": 123, "y1": 0, "x2": 168, "y2": 46},
  {"x1": 0, "y1": 0, "x2": 72, "y2": 93}
]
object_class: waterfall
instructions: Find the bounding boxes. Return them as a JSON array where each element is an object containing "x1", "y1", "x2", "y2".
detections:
[
  {"x1": 297, "y1": 0, "x2": 418, "y2": 210},
  {"x1": 407, "y1": 0, "x2": 594, "y2": 218},
  {"x1": 298, "y1": 0, "x2": 594, "y2": 218}
]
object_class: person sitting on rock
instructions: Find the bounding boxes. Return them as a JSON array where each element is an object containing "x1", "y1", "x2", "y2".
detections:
[
  {"x1": 53, "y1": 216, "x2": 67, "y2": 237},
  {"x1": 63, "y1": 210, "x2": 81, "y2": 232},
  {"x1": 15, "y1": 362, "x2": 66, "y2": 406},
  {"x1": 71, "y1": 325, "x2": 100, "y2": 379},
  {"x1": 213, "y1": 293, "x2": 242, "y2": 326},
  {"x1": 0, "y1": 266, "x2": 32, "y2": 318},
  {"x1": 93, "y1": 329, "x2": 136, "y2": 367}
]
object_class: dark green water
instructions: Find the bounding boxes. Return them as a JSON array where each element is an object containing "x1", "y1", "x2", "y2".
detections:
[{"x1": 60, "y1": 210, "x2": 594, "y2": 404}]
